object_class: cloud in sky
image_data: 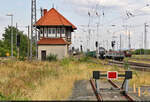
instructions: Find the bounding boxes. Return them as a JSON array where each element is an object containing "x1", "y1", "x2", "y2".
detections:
[
  {"x1": 0, "y1": 16, "x2": 7, "y2": 23},
  {"x1": 0, "y1": 15, "x2": 9, "y2": 39},
  {"x1": 62, "y1": 0, "x2": 150, "y2": 28},
  {"x1": 65, "y1": 0, "x2": 128, "y2": 7},
  {"x1": 65, "y1": 0, "x2": 150, "y2": 49},
  {"x1": 0, "y1": 0, "x2": 150, "y2": 49},
  {"x1": 140, "y1": 6, "x2": 150, "y2": 13},
  {"x1": 63, "y1": 0, "x2": 150, "y2": 16}
]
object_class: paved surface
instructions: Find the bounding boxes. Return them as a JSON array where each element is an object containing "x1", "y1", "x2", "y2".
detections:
[{"x1": 69, "y1": 80, "x2": 97, "y2": 101}]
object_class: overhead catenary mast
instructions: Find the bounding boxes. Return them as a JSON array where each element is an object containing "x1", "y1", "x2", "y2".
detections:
[
  {"x1": 128, "y1": 30, "x2": 131, "y2": 50},
  {"x1": 31, "y1": 0, "x2": 37, "y2": 60},
  {"x1": 88, "y1": 11, "x2": 91, "y2": 51},
  {"x1": 144, "y1": 23, "x2": 148, "y2": 50},
  {"x1": 120, "y1": 34, "x2": 121, "y2": 51}
]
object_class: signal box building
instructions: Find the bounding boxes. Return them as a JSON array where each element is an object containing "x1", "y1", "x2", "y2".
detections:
[{"x1": 35, "y1": 8, "x2": 77, "y2": 60}]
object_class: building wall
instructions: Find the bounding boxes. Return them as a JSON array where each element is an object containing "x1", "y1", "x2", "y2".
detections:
[{"x1": 38, "y1": 45, "x2": 68, "y2": 60}]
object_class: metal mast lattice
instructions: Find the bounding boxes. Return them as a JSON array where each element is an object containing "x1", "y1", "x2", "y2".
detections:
[{"x1": 31, "y1": 0, "x2": 37, "y2": 60}]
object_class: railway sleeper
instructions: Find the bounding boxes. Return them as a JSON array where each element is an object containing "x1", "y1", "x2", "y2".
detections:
[{"x1": 99, "y1": 88, "x2": 122, "y2": 92}]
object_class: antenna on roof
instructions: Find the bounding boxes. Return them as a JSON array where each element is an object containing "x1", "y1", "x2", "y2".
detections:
[
  {"x1": 52, "y1": 3, "x2": 55, "y2": 8},
  {"x1": 40, "y1": 7, "x2": 43, "y2": 17}
]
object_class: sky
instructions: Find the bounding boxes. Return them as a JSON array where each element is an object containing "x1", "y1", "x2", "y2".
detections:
[{"x1": 1, "y1": 0, "x2": 150, "y2": 51}]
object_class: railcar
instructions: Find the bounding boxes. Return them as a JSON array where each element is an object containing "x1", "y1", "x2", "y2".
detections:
[
  {"x1": 123, "y1": 51, "x2": 132, "y2": 57},
  {"x1": 105, "y1": 51, "x2": 124, "y2": 61}
]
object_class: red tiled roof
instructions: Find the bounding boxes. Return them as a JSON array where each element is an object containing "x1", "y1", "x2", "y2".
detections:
[
  {"x1": 37, "y1": 38, "x2": 68, "y2": 45},
  {"x1": 35, "y1": 8, "x2": 77, "y2": 29}
]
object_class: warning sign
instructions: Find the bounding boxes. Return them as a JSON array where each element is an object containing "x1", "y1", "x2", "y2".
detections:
[
  {"x1": 107, "y1": 71, "x2": 118, "y2": 80},
  {"x1": 6, "y1": 53, "x2": 10, "y2": 57}
]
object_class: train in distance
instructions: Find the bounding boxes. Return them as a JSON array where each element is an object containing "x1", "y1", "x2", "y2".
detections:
[{"x1": 99, "y1": 47, "x2": 132, "y2": 61}]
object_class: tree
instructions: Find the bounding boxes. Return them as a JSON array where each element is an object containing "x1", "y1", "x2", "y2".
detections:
[{"x1": 0, "y1": 26, "x2": 29, "y2": 57}]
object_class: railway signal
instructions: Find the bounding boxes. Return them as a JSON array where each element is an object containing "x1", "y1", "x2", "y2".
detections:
[
  {"x1": 111, "y1": 41, "x2": 115, "y2": 48},
  {"x1": 95, "y1": 41, "x2": 98, "y2": 47},
  {"x1": 17, "y1": 34, "x2": 20, "y2": 47},
  {"x1": 16, "y1": 34, "x2": 21, "y2": 58},
  {"x1": 95, "y1": 41, "x2": 99, "y2": 59},
  {"x1": 80, "y1": 45, "x2": 83, "y2": 52}
]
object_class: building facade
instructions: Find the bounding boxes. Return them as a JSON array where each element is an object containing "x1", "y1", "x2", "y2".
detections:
[{"x1": 35, "y1": 8, "x2": 77, "y2": 60}]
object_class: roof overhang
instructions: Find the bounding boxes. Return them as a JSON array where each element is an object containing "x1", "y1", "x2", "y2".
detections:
[{"x1": 37, "y1": 38, "x2": 69, "y2": 45}]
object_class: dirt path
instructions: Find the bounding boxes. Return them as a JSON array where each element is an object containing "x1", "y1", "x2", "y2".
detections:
[{"x1": 69, "y1": 80, "x2": 97, "y2": 101}]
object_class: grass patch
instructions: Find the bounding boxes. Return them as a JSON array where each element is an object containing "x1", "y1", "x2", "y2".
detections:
[
  {"x1": 0, "y1": 56, "x2": 150, "y2": 100},
  {"x1": 46, "y1": 54, "x2": 57, "y2": 61},
  {"x1": 60, "y1": 57, "x2": 71, "y2": 67},
  {"x1": 78, "y1": 56, "x2": 90, "y2": 62},
  {"x1": 123, "y1": 59, "x2": 130, "y2": 70},
  {"x1": 132, "y1": 55, "x2": 150, "y2": 59},
  {"x1": 0, "y1": 92, "x2": 7, "y2": 100}
]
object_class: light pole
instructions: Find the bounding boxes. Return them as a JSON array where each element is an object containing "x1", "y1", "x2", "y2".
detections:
[
  {"x1": 6, "y1": 14, "x2": 13, "y2": 57},
  {"x1": 120, "y1": 34, "x2": 122, "y2": 51},
  {"x1": 112, "y1": 33, "x2": 117, "y2": 51}
]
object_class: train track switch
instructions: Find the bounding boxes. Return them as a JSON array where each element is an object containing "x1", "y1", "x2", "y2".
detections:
[{"x1": 93, "y1": 71, "x2": 132, "y2": 94}]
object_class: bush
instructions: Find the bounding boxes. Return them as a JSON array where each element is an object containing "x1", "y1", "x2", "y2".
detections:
[
  {"x1": 78, "y1": 56, "x2": 90, "y2": 62},
  {"x1": 0, "y1": 48, "x2": 10, "y2": 57},
  {"x1": 132, "y1": 49, "x2": 150, "y2": 55},
  {"x1": 61, "y1": 58, "x2": 70, "y2": 66},
  {"x1": 46, "y1": 54, "x2": 57, "y2": 61},
  {"x1": 18, "y1": 56, "x2": 25, "y2": 61}
]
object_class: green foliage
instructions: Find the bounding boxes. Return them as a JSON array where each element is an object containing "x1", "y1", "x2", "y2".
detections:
[
  {"x1": 0, "y1": 47, "x2": 10, "y2": 57},
  {"x1": 123, "y1": 59, "x2": 130, "y2": 70},
  {"x1": 46, "y1": 54, "x2": 57, "y2": 61},
  {"x1": 78, "y1": 56, "x2": 90, "y2": 62},
  {"x1": 0, "y1": 26, "x2": 29, "y2": 58},
  {"x1": 132, "y1": 71, "x2": 139, "y2": 78},
  {"x1": 132, "y1": 49, "x2": 150, "y2": 55},
  {"x1": 18, "y1": 56, "x2": 25, "y2": 61},
  {"x1": 0, "y1": 92, "x2": 6, "y2": 100},
  {"x1": 61, "y1": 58, "x2": 71, "y2": 66}
]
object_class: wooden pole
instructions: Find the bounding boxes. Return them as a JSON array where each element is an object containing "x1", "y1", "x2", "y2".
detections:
[
  {"x1": 17, "y1": 47, "x2": 19, "y2": 59},
  {"x1": 133, "y1": 83, "x2": 136, "y2": 93},
  {"x1": 138, "y1": 87, "x2": 141, "y2": 97}
]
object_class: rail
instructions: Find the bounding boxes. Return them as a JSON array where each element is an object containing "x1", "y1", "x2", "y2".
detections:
[
  {"x1": 108, "y1": 60, "x2": 150, "y2": 71},
  {"x1": 90, "y1": 79, "x2": 135, "y2": 101},
  {"x1": 90, "y1": 70, "x2": 134, "y2": 101}
]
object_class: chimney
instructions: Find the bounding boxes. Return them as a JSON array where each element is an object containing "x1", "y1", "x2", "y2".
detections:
[{"x1": 43, "y1": 9, "x2": 47, "y2": 16}]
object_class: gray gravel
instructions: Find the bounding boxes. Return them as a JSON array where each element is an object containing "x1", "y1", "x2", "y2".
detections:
[
  {"x1": 69, "y1": 80, "x2": 97, "y2": 101},
  {"x1": 69, "y1": 79, "x2": 150, "y2": 101}
]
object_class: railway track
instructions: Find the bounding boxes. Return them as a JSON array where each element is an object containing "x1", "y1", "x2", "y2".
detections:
[
  {"x1": 108, "y1": 60, "x2": 150, "y2": 71},
  {"x1": 130, "y1": 58, "x2": 150, "y2": 61},
  {"x1": 90, "y1": 79, "x2": 134, "y2": 101}
]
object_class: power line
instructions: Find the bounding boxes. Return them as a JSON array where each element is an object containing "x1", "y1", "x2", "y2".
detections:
[{"x1": 101, "y1": 4, "x2": 150, "y2": 27}]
